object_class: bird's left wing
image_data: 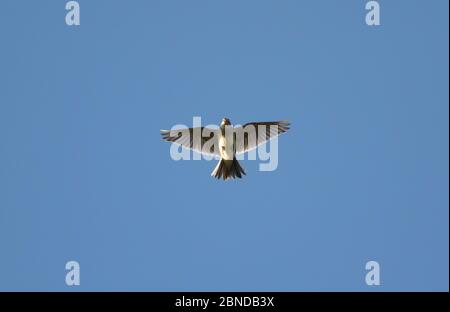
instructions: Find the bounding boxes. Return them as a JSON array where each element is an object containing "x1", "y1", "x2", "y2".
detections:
[
  {"x1": 234, "y1": 121, "x2": 290, "y2": 154},
  {"x1": 160, "y1": 127, "x2": 220, "y2": 156}
]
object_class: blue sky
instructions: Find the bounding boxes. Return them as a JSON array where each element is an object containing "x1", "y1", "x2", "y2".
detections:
[{"x1": 0, "y1": 0, "x2": 448, "y2": 291}]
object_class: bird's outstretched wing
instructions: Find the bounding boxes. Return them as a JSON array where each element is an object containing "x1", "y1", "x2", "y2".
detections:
[
  {"x1": 160, "y1": 127, "x2": 220, "y2": 156},
  {"x1": 234, "y1": 121, "x2": 290, "y2": 154}
]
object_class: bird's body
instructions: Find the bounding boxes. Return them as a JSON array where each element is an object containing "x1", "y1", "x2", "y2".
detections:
[
  {"x1": 210, "y1": 118, "x2": 246, "y2": 179},
  {"x1": 161, "y1": 118, "x2": 290, "y2": 180},
  {"x1": 218, "y1": 135, "x2": 232, "y2": 160}
]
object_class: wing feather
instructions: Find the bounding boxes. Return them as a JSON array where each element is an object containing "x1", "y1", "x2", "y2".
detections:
[
  {"x1": 160, "y1": 127, "x2": 220, "y2": 156},
  {"x1": 234, "y1": 121, "x2": 290, "y2": 154}
]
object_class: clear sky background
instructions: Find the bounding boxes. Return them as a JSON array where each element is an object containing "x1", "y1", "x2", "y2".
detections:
[{"x1": 0, "y1": 0, "x2": 448, "y2": 291}]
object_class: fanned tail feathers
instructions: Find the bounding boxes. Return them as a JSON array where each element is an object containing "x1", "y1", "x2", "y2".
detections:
[{"x1": 211, "y1": 158, "x2": 246, "y2": 180}]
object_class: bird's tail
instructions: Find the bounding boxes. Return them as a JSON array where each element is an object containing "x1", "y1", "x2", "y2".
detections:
[{"x1": 211, "y1": 158, "x2": 246, "y2": 180}]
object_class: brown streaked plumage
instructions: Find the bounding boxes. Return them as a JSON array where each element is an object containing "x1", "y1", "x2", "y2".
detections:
[{"x1": 161, "y1": 118, "x2": 290, "y2": 180}]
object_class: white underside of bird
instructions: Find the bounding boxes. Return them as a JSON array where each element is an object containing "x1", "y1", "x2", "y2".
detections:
[
  {"x1": 219, "y1": 135, "x2": 233, "y2": 160},
  {"x1": 161, "y1": 118, "x2": 290, "y2": 180}
]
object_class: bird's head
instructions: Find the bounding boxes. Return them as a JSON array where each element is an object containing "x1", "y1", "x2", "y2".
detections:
[{"x1": 221, "y1": 118, "x2": 231, "y2": 127}]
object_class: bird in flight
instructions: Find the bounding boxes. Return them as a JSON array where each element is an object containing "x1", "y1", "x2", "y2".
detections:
[{"x1": 161, "y1": 118, "x2": 290, "y2": 180}]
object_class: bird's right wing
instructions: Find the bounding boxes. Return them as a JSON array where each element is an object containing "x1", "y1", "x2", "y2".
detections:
[
  {"x1": 234, "y1": 121, "x2": 290, "y2": 154},
  {"x1": 160, "y1": 127, "x2": 220, "y2": 156}
]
